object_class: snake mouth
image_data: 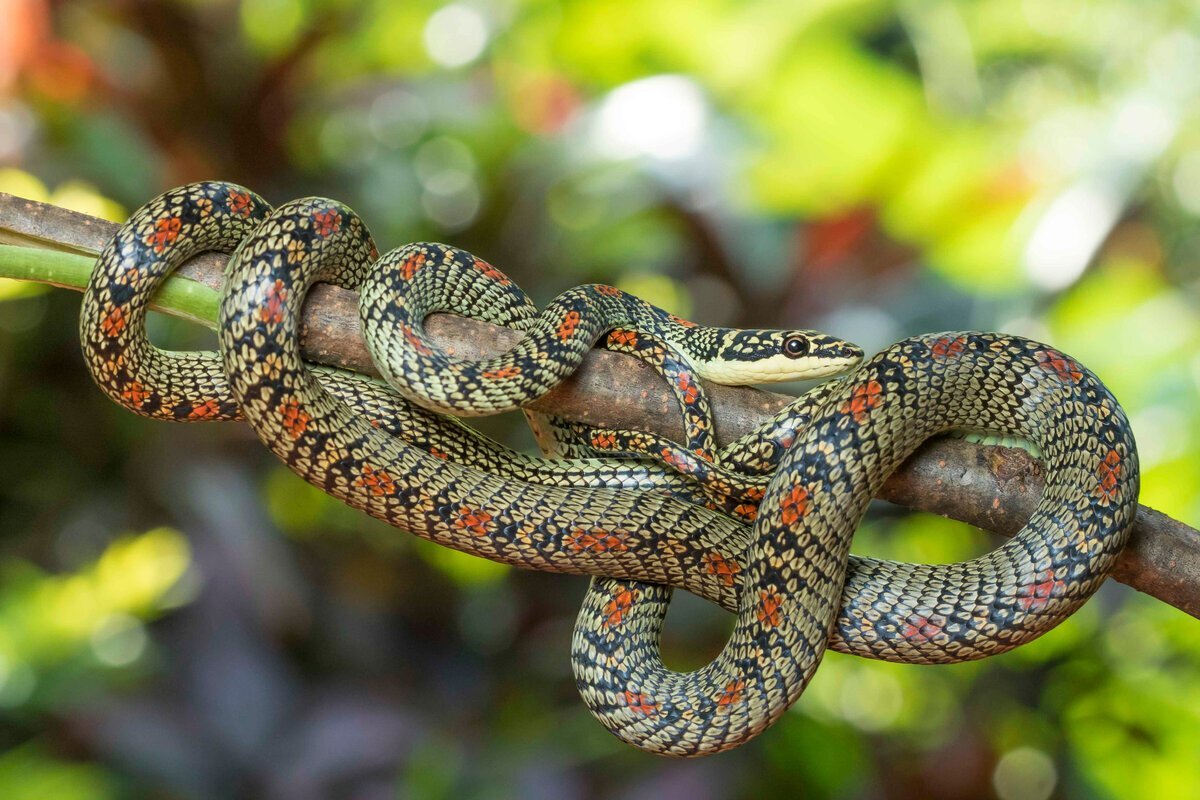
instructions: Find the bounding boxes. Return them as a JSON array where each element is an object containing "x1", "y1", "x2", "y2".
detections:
[
  {"x1": 695, "y1": 349, "x2": 863, "y2": 385},
  {"x1": 802, "y1": 352, "x2": 863, "y2": 379}
]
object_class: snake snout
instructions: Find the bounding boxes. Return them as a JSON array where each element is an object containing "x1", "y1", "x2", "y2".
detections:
[{"x1": 818, "y1": 336, "x2": 865, "y2": 370}]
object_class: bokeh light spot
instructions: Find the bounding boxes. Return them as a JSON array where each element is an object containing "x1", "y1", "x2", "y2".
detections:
[
  {"x1": 592, "y1": 75, "x2": 708, "y2": 161},
  {"x1": 423, "y1": 4, "x2": 489, "y2": 68},
  {"x1": 90, "y1": 613, "x2": 147, "y2": 667},
  {"x1": 0, "y1": 663, "x2": 35, "y2": 708},
  {"x1": 838, "y1": 667, "x2": 904, "y2": 732},
  {"x1": 1024, "y1": 181, "x2": 1122, "y2": 291},
  {"x1": 369, "y1": 90, "x2": 429, "y2": 149},
  {"x1": 1172, "y1": 150, "x2": 1200, "y2": 215},
  {"x1": 993, "y1": 747, "x2": 1057, "y2": 800}
]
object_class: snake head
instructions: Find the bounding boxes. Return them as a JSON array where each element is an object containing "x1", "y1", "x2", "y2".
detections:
[{"x1": 694, "y1": 329, "x2": 864, "y2": 385}]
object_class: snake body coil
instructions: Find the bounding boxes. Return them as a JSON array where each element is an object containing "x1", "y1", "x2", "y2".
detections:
[{"x1": 80, "y1": 183, "x2": 1139, "y2": 756}]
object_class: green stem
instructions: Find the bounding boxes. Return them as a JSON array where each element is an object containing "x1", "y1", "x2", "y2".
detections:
[{"x1": 0, "y1": 244, "x2": 219, "y2": 329}]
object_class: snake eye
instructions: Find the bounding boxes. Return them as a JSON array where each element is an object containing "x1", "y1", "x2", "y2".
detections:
[{"x1": 782, "y1": 335, "x2": 810, "y2": 359}]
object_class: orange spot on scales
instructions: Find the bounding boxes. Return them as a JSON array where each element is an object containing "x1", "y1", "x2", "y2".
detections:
[
  {"x1": 930, "y1": 335, "x2": 967, "y2": 360},
  {"x1": 607, "y1": 329, "x2": 638, "y2": 348},
  {"x1": 660, "y1": 448, "x2": 696, "y2": 473},
  {"x1": 399, "y1": 253, "x2": 426, "y2": 280},
  {"x1": 839, "y1": 380, "x2": 883, "y2": 423},
  {"x1": 452, "y1": 507, "x2": 493, "y2": 536},
  {"x1": 675, "y1": 372, "x2": 699, "y2": 405},
  {"x1": 556, "y1": 310, "x2": 582, "y2": 342},
  {"x1": 259, "y1": 280, "x2": 287, "y2": 325},
  {"x1": 602, "y1": 587, "x2": 637, "y2": 628},
  {"x1": 100, "y1": 306, "x2": 126, "y2": 337},
  {"x1": 732, "y1": 503, "x2": 758, "y2": 522},
  {"x1": 756, "y1": 591, "x2": 783, "y2": 628},
  {"x1": 901, "y1": 615, "x2": 943, "y2": 643},
  {"x1": 187, "y1": 399, "x2": 221, "y2": 420},
  {"x1": 228, "y1": 190, "x2": 254, "y2": 217},
  {"x1": 1037, "y1": 349, "x2": 1083, "y2": 384},
  {"x1": 482, "y1": 366, "x2": 522, "y2": 380},
  {"x1": 311, "y1": 209, "x2": 342, "y2": 237},
  {"x1": 400, "y1": 324, "x2": 432, "y2": 356},
  {"x1": 473, "y1": 258, "x2": 511, "y2": 286},
  {"x1": 565, "y1": 529, "x2": 629, "y2": 553},
  {"x1": 590, "y1": 432, "x2": 618, "y2": 450},
  {"x1": 1095, "y1": 449, "x2": 1123, "y2": 504},
  {"x1": 278, "y1": 399, "x2": 310, "y2": 439},
  {"x1": 146, "y1": 216, "x2": 182, "y2": 252},
  {"x1": 623, "y1": 690, "x2": 657, "y2": 716},
  {"x1": 1019, "y1": 570, "x2": 1065, "y2": 611},
  {"x1": 717, "y1": 679, "x2": 746, "y2": 707},
  {"x1": 120, "y1": 381, "x2": 150, "y2": 407},
  {"x1": 780, "y1": 485, "x2": 811, "y2": 525},
  {"x1": 702, "y1": 551, "x2": 742, "y2": 586},
  {"x1": 355, "y1": 464, "x2": 397, "y2": 496}
]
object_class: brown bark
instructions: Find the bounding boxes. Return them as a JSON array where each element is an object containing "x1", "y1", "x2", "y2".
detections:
[{"x1": 2, "y1": 191, "x2": 1197, "y2": 619}]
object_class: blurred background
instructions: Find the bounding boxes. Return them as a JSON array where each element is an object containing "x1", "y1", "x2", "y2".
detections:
[{"x1": 0, "y1": 0, "x2": 1198, "y2": 797}]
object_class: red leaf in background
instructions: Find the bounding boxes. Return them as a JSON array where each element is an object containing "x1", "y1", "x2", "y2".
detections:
[
  {"x1": 509, "y1": 71, "x2": 581, "y2": 135},
  {"x1": 27, "y1": 41, "x2": 95, "y2": 104},
  {"x1": 805, "y1": 207, "x2": 876, "y2": 273},
  {"x1": 0, "y1": 0, "x2": 48, "y2": 92},
  {"x1": 3, "y1": 0, "x2": 95, "y2": 106}
]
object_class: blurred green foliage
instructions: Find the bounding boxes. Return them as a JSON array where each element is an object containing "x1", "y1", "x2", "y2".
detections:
[
  {"x1": 0, "y1": 743, "x2": 116, "y2": 800},
  {"x1": 1, "y1": 0, "x2": 1198, "y2": 797},
  {"x1": 0, "y1": 528, "x2": 189, "y2": 699},
  {"x1": 0, "y1": 529, "x2": 188, "y2": 800}
]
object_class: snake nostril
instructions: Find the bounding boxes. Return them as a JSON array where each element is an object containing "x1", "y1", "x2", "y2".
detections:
[{"x1": 837, "y1": 341, "x2": 864, "y2": 361}]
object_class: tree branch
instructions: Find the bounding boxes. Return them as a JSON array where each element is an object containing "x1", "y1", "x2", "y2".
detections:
[{"x1": 2, "y1": 191, "x2": 1197, "y2": 619}]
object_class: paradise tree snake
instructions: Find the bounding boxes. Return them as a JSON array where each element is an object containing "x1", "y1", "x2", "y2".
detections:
[{"x1": 79, "y1": 183, "x2": 1139, "y2": 756}]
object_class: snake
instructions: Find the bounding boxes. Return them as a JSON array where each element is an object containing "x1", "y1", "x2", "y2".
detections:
[{"x1": 79, "y1": 182, "x2": 1140, "y2": 757}]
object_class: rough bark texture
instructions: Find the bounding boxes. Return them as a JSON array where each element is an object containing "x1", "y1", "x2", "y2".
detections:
[{"x1": 2, "y1": 191, "x2": 1197, "y2": 619}]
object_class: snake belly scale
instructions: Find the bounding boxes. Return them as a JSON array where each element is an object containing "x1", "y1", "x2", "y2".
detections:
[{"x1": 78, "y1": 183, "x2": 1139, "y2": 756}]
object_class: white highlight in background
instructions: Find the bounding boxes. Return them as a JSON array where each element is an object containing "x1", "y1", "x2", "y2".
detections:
[
  {"x1": 1023, "y1": 180, "x2": 1123, "y2": 291},
  {"x1": 423, "y1": 4, "x2": 489, "y2": 68},
  {"x1": 592, "y1": 75, "x2": 708, "y2": 161},
  {"x1": 993, "y1": 747, "x2": 1057, "y2": 800}
]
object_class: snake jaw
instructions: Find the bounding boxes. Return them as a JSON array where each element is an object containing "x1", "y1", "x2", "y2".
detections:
[{"x1": 695, "y1": 352, "x2": 862, "y2": 384}]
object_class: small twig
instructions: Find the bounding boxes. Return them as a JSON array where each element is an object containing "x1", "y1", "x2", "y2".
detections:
[{"x1": 1, "y1": 191, "x2": 1197, "y2": 619}]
